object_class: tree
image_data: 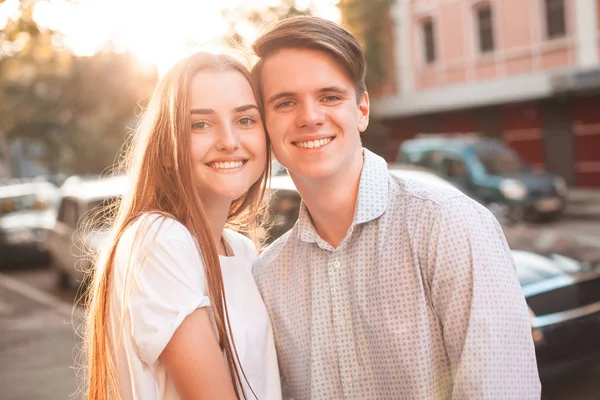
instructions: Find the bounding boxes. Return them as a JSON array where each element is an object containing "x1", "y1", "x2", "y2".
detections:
[
  {"x1": 338, "y1": 0, "x2": 395, "y2": 157},
  {"x1": 220, "y1": 0, "x2": 309, "y2": 48},
  {"x1": 0, "y1": 0, "x2": 157, "y2": 176}
]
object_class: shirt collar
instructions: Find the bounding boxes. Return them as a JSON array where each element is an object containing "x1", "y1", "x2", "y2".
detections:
[{"x1": 297, "y1": 148, "x2": 389, "y2": 244}]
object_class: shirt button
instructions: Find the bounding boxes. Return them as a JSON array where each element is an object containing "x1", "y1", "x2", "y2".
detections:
[
  {"x1": 333, "y1": 260, "x2": 341, "y2": 268},
  {"x1": 344, "y1": 376, "x2": 352, "y2": 386},
  {"x1": 338, "y1": 318, "x2": 346, "y2": 327}
]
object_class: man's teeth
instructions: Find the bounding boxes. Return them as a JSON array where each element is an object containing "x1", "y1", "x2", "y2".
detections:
[
  {"x1": 295, "y1": 138, "x2": 332, "y2": 149},
  {"x1": 210, "y1": 161, "x2": 244, "y2": 169}
]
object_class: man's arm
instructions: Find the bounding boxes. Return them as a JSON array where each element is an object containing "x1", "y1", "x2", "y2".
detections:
[{"x1": 427, "y1": 196, "x2": 541, "y2": 399}]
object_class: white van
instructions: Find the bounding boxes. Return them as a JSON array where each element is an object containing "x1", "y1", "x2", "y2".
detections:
[{"x1": 46, "y1": 175, "x2": 129, "y2": 288}]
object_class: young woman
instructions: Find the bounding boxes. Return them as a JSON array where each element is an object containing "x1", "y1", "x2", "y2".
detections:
[{"x1": 84, "y1": 51, "x2": 281, "y2": 400}]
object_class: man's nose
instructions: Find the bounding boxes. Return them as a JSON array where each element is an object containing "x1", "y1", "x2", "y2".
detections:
[{"x1": 297, "y1": 101, "x2": 325, "y2": 129}]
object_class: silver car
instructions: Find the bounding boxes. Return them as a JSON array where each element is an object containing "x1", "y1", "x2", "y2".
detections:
[{"x1": 46, "y1": 175, "x2": 129, "y2": 288}]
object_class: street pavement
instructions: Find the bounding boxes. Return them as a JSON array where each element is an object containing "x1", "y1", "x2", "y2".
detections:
[{"x1": 0, "y1": 271, "x2": 83, "y2": 400}]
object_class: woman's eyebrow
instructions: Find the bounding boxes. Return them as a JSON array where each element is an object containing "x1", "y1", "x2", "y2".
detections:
[{"x1": 190, "y1": 104, "x2": 259, "y2": 114}]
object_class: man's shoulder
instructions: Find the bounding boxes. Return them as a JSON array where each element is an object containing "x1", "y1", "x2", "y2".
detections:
[
  {"x1": 388, "y1": 172, "x2": 466, "y2": 208},
  {"x1": 385, "y1": 173, "x2": 493, "y2": 227},
  {"x1": 254, "y1": 229, "x2": 295, "y2": 278}
]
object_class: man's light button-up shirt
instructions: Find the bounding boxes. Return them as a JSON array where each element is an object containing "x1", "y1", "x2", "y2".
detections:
[{"x1": 254, "y1": 149, "x2": 541, "y2": 400}]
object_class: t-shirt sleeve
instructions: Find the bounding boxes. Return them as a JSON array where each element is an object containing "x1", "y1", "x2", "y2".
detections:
[{"x1": 124, "y1": 216, "x2": 211, "y2": 366}]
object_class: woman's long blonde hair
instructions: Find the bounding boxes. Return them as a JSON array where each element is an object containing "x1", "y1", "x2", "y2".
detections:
[{"x1": 84, "y1": 51, "x2": 271, "y2": 400}]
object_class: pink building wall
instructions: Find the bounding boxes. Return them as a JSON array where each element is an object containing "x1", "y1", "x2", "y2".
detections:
[{"x1": 410, "y1": 0, "x2": 576, "y2": 91}]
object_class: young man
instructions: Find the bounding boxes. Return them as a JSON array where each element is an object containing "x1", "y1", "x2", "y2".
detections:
[{"x1": 252, "y1": 16, "x2": 541, "y2": 400}]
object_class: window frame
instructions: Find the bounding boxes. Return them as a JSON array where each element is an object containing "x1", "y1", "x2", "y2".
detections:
[
  {"x1": 421, "y1": 17, "x2": 437, "y2": 65},
  {"x1": 544, "y1": 0, "x2": 566, "y2": 39},
  {"x1": 474, "y1": 2, "x2": 495, "y2": 54}
]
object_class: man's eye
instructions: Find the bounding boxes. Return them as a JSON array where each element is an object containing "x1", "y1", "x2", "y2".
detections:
[
  {"x1": 192, "y1": 121, "x2": 209, "y2": 130},
  {"x1": 323, "y1": 95, "x2": 341, "y2": 103},
  {"x1": 238, "y1": 117, "x2": 256, "y2": 127},
  {"x1": 275, "y1": 100, "x2": 294, "y2": 109}
]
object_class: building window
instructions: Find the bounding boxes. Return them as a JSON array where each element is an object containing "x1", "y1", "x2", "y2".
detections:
[
  {"x1": 422, "y1": 19, "x2": 436, "y2": 64},
  {"x1": 545, "y1": 0, "x2": 566, "y2": 38},
  {"x1": 476, "y1": 4, "x2": 495, "y2": 53}
]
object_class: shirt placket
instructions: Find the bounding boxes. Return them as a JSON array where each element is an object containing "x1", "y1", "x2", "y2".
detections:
[{"x1": 326, "y1": 250, "x2": 358, "y2": 399}]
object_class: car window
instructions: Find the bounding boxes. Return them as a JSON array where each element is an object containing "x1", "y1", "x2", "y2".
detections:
[
  {"x1": 475, "y1": 143, "x2": 529, "y2": 174},
  {"x1": 0, "y1": 182, "x2": 58, "y2": 216},
  {"x1": 419, "y1": 150, "x2": 445, "y2": 170},
  {"x1": 57, "y1": 198, "x2": 79, "y2": 229},
  {"x1": 443, "y1": 156, "x2": 469, "y2": 178},
  {"x1": 0, "y1": 193, "x2": 37, "y2": 216}
]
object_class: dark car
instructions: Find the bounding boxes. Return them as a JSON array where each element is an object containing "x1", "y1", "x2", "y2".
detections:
[
  {"x1": 0, "y1": 181, "x2": 60, "y2": 267},
  {"x1": 512, "y1": 250, "x2": 600, "y2": 379},
  {"x1": 397, "y1": 136, "x2": 568, "y2": 221},
  {"x1": 265, "y1": 165, "x2": 600, "y2": 379}
]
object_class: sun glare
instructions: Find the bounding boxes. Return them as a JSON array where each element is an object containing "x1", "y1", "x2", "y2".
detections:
[{"x1": 24, "y1": 0, "x2": 340, "y2": 76}]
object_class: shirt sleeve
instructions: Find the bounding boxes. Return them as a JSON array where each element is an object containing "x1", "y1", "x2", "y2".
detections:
[
  {"x1": 125, "y1": 216, "x2": 211, "y2": 366},
  {"x1": 426, "y1": 196, "x2": 541, "y2": 399}
]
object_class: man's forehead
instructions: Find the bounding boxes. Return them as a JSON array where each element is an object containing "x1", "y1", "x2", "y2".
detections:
[{"x1": 258, "y1": 49, "x2": 353, "y2": 94}]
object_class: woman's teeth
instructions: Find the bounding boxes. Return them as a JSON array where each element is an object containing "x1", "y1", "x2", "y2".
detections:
[
  {"x1": 295, "y1": 137, "x2": 333, "y2": 149},
  {"x1": 210, "y1": 161, "x2": 244, "y2": 169}
]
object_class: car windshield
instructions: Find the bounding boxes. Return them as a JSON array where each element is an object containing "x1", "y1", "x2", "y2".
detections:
[
  {"x1": 0, "y1": 193, "x2": 39, "y2": 216},
  {"x1": 513, "y1": 251, "x2": 586, "y2": 286},
  {"x1": 0, "y1": 182, "x2": 59, "y2": 216},
  {"x1": 475, "y1": 143, "x2": 529, "y2": 174}
]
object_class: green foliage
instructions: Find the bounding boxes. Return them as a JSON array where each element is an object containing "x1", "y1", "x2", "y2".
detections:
[
  {"x1": 338, "y1": 0, "x2": 395, "y2": 88},
  {"x1": 0, "y1": 0, "x2": 157, "y2": 176},
  {"x1": 338, "y1": 0, "x2": 395, "y2": 158}
]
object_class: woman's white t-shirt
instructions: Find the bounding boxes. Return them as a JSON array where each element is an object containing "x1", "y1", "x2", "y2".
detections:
[{"x1": 108, "y1": 214, "x2": 282, "y2": 400}]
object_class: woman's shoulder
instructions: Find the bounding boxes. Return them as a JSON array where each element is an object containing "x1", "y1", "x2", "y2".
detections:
[{"x1": 121, "y1": 213, "x2": 194, "y2": 250}]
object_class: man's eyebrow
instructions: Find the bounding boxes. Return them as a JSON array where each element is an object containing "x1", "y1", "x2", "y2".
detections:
[
  {"x1": 267, "y1": 92, "x2": 296, "y2": 105},
  {"x1": 318, "y1": 86, "x2": 349, "y2": 95}
]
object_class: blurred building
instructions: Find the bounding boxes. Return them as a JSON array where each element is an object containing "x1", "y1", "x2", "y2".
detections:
[{"x1": 373, "y1": 0, "x2": 600, "y2": 187}]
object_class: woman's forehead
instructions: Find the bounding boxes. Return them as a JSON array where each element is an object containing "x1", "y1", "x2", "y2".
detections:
[{"x1": 189, "y1": 70, "x2": 257, "y2": 110}]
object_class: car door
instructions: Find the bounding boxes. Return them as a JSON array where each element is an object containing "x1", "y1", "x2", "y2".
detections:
[{"x1": 48, "y1": 197, "x2": 79, "y2": 274}]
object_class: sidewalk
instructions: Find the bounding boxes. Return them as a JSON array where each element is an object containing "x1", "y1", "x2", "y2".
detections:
[
  {"x1": 566, "y1": 188, "x2": 600, "y2": 219},
  {"x1": 0, "y1": 274, "x2": 81, "y2": 400}
]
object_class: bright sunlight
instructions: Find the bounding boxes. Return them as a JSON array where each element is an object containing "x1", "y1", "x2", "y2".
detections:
[{"x1": 13, "y1": 0, "x2": 341, "y2": 75}]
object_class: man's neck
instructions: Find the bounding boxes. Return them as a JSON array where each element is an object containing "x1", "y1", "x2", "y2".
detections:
[{"x1": 292, "y1": 150, "x2": 364, "y2": 248}]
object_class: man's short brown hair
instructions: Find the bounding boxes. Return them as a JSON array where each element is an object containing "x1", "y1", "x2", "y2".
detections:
[{"x1": 252, "y1": 16, "x2": 367, "y2": 100}]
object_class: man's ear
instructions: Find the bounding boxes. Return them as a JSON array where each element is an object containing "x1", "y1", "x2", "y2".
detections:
[{"x1": 357, "y1": 91, "x2": 370, "y2": 133}]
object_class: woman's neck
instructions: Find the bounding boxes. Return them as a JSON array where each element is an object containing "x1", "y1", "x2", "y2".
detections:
[{"x1": 200, "y1": 197, "x2": 232, "y2": 256}]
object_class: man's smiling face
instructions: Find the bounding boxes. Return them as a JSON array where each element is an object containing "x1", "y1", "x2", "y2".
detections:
[{"x1": 259, "y1": 48, "x2": 369, "y2": 183}]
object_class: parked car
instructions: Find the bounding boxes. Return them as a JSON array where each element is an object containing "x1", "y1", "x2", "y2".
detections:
[
  {"x1": 266, "y1": 165, "x2": 600, "y2": 379},
  {"x1": 0, "y1": 181, "x2": 60, "y2": 266},
  {"x1": 397, "y1": 136, "x2": 568, "y2": 221},
  {"x1": 46, "y1": 175, "x2": 128, "y2": 288}
]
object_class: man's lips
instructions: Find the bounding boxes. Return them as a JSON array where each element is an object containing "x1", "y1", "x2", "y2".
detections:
[{"x1": 292, "y1": 136, "x2": 335, "y2": 149}]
